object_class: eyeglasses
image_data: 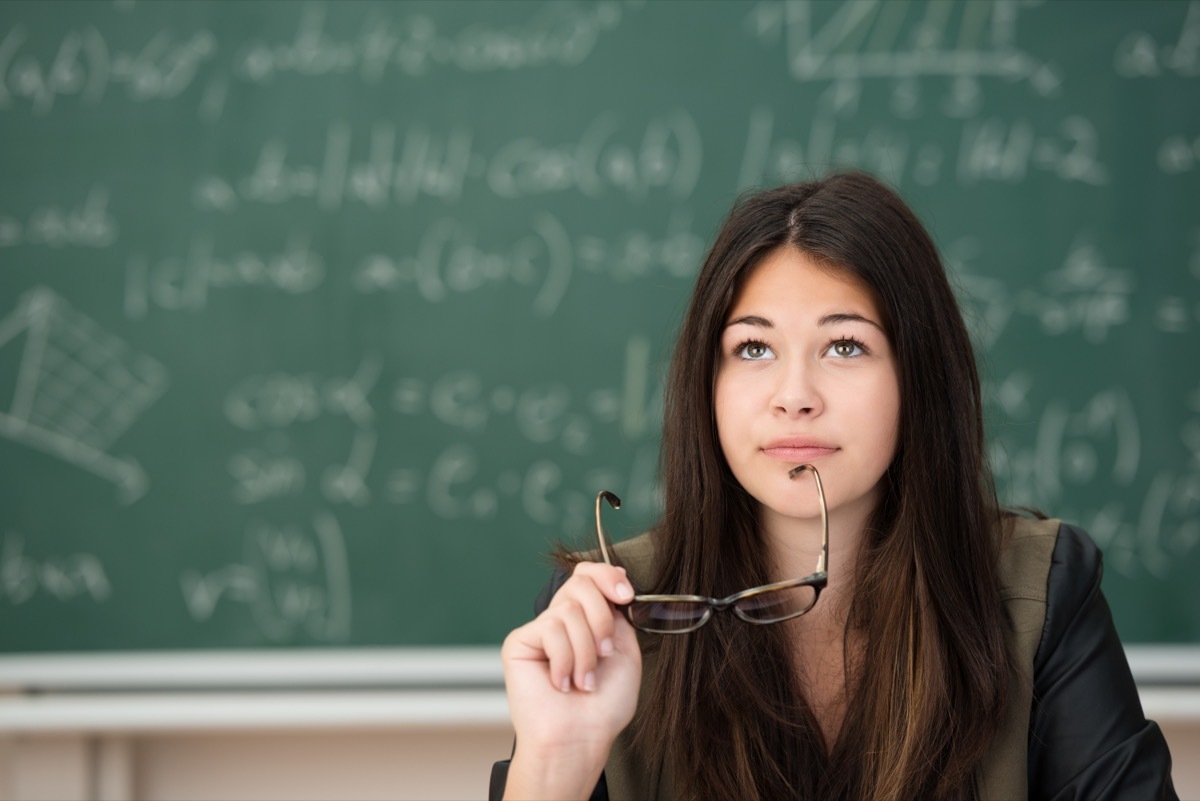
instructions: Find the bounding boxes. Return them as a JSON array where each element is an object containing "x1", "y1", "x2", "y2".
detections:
[{"x1": 594, "y1": 464, "x2": 828, "y2": 634}]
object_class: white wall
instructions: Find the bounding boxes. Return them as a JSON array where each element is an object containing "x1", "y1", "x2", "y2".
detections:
[
  {"x1": 134, "y1": 727, "x2": 515, "y2": 801},
  {"x1": 2, "y1": 712, "x2": 1198, "y2": 800},
  {"x1": 0, "y1": 726, "x2": 513, "y2": 801}
]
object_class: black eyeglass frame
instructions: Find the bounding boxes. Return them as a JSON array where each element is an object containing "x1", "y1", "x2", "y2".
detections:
[{"x1": 594, "y1": 463, "x2": 829, "y2": 634}]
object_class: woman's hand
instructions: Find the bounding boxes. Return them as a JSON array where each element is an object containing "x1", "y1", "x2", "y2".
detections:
[{"x1": 500, "y1": 561, "x2": 643, "y2": 800}]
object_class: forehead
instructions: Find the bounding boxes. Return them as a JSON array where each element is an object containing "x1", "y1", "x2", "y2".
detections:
[{"x1": 728, "y1": 247, "x2": 881, "y2": 319}]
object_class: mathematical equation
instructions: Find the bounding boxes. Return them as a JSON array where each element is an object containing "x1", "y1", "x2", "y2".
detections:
[
  {"x1": 739, "y1": 104, "x2": 1111, "y2": 192},
  {"x1": 1, "y1": 531, "x2": 110, "y2": 605},
  {"x1": 120, "y1": 209, "x2": 702, "y2": 319},
  {"x1": 222, "y1": 336, "x2": 663, "y2": 519},
  {"x1": 180, "y1": 512, "x2": 351, "y2": 643},
  {"x1": 988, "y1": 377, "x2": 1200, "y2": 580},
  {"x1": 0, "y1": 1, "x2": 641, "y2": 115},
  {"x1": 191, "y1": 112, "x2": 702, "y2": 208}
]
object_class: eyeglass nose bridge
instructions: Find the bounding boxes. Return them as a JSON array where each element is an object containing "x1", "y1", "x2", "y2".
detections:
[{"x1": 712, "y1": 596, "x2": 781, "y2": 626}]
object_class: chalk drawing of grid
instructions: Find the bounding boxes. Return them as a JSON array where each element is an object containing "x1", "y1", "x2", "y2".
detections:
[
  {"x1": 784, "y1": 0, "x2": 1045, "y2": 84},
  {"x1": 0, "y1": 287, "x2": 168, "y2": 503}
]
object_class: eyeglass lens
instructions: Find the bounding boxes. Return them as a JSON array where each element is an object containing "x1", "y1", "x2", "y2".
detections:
[
  {"x1": 732, "y1": 584, "x2": 818, "y2": 623},
  {"x1": 627, "y1": 600, "x2": 710, "y2": 633}
]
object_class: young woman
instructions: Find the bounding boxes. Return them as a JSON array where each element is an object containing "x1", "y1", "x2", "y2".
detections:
[{"x1": 493, "y1": 171, "x2": 1177, "y2": 801}]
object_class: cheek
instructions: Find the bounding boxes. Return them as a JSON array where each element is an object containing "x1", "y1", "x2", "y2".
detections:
[
  {"x1": 844, "y1": 371, "x2": 901, "y2": 465},
  {"x1": 872, "y1": 384, "x2": 902, "y2": 465}
]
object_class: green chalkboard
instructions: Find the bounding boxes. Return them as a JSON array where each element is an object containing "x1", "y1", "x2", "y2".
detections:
[{"x1": 1, "y1": 0, "x2": 1197, "y2": 652}]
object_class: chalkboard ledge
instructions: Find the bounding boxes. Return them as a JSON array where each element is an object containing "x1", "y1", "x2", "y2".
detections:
[
  {"x1": 1127, "y1": 646, "x2": 1200, "y2": 687},
  {"x1": 0, "y1": 687, "x2": 1198, "y2": 734},
  {"x1": 0, "y1": 644, "x2": 1195, "y2": 692},
  {"x1": 0, "y1": 689, "x2": 512, "y2": 733},
  {"x1": 0, "y1": 647, "x2": 503, "y2": 691}
]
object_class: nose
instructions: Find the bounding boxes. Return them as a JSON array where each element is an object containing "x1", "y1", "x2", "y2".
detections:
[{"x1": 770, "y1": 357, "x2": 822, "y2": 417}]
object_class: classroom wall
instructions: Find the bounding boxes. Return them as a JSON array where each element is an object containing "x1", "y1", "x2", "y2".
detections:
[
  {"x1": 2, "y1": 703, "x2": 1198, "y2": 800},
  {"x1": 0, "y1": 727, "x2": 514, "y2": 801}
]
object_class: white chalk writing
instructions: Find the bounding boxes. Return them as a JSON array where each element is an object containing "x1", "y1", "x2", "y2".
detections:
[{"x1": 1, "y1": 533, "x2": 111, "y2": 604}]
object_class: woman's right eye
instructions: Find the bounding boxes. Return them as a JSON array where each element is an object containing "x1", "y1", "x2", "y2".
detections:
[{"x1": 735, "y1": 341, "x2": 775, "y2": 360}]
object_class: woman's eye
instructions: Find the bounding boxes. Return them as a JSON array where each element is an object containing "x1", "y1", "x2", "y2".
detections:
[
  {"x1": 737, "y1": 341, "x2": 775, "y2": 360},
  {"x1": 827, "y1": 339, "x2": 864, "y2": 358}
]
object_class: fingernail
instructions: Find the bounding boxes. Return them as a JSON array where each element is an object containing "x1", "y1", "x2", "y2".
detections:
[
  {"x1": 615, "y1": 583, "x2": 633, "y2": 602},
  {"x1": 600, "y1": 638, "x2": 614, "y2": 656},
  {"x1": 584, "y1": 672, "x2": 595, "y2": 692},
  {"x1": 561, "y1": 677, "x2": 571, "y2": 693}
]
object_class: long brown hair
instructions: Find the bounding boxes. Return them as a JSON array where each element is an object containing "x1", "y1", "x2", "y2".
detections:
[{"x1": 624, "y1": 171, "x2": 1010, "y2": 800}]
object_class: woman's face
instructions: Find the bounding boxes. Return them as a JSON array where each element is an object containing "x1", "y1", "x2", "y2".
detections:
[{"x1": 714, "y1": 247, "x2": 901, "y2": 531}]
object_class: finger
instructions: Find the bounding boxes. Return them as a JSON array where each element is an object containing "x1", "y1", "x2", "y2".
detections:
[
  {"x1": 502, "y1": 619, "x2": 559, "y2": 665},
  {"x1": 530, "y1": 616, "x2": 576, "y2": 693},
  {"x1": 504, "y1": 613, "x2": 578, "y2": 695},
  {"x1": 549, "y1": 577, "x2": 621, "y2": 658},
  {"x1": 557, "y1": 601, "x2": 599, "y2": 692},
  {"x1": 568, "y1": 561, "x2": 636, "y2": 607},
  {"x1": 573, "y1": 581, "x2": 620, "y2": 658}
]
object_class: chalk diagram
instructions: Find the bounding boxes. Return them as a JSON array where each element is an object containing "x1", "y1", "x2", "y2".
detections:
[
  {"x1": 780, "y1": 0, "x2": 1059, "y2": 90},
  {"x1": 0, "y1": 287, "x2": 168, "y2": 503}
]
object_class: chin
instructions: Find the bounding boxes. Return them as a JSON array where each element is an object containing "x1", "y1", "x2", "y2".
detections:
[{"x1": 754, "y1": 490, "x2": 827, "y2": 522}]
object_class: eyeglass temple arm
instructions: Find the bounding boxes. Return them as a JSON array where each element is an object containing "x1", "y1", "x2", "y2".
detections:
[
  {"x1": 595, "y1": 490, "x2": 622, "y2": 565},
  {"x1": 787, "y1": 464, "x2": 829, "y2": 576}
]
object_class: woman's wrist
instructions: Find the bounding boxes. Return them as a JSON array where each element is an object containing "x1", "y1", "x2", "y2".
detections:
[{"x1": 503, "y1": 739, "x2": 610, "y2": 801}]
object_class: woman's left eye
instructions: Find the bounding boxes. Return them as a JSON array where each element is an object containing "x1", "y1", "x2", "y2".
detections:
[{"x1": 826, "y1": 339, "x2": 865, "y2": 358}]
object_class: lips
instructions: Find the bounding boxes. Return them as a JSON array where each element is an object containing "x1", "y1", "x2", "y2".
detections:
[{"x1": 761, "y1": 439, "x2": 838, "y2": 462}]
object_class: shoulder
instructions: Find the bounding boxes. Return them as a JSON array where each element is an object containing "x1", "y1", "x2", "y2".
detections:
[
  {"x1": 1023, "y1": 521, "x2": 1179, "y2": 799},
  {"x1": 993, "y1": 514, "x2": 1062, "y2": 644},
  {"x1": 1039, "y1": 522, "x2": 1106, "y2": 646},
  {"x1": 1032, "y1": 520, "x2": 1114, "y2": 676},
  {"x1": 993, "y1": 515, "x2": 1114, "y2": 663},
  {"x1": 1023, "y1": 519, "x2": 1113, "y2": 674},
  {"x1": 995, "y1": 513, "x2": 1062, "y2": 597},
  {"x1": 993, "y1": 515, "x2": 1109, "y2": 614}
]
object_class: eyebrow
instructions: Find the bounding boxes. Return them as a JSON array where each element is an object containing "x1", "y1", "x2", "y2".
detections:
[
  {"x1": 724, "y1": 312, "x2": 885, "y2": 332},
  {"x1": 818, "y1": 312, "x2": 885, "y2": 332},
  {"x1": 724, "y1": 314, "x2": 772, "y2": 328}
]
